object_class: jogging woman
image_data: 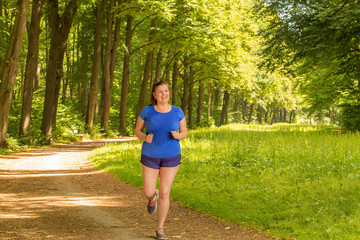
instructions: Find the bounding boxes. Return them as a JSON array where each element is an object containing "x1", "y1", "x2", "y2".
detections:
[{"x1": 134, "y1": 80, "x2": 187, "y2": 240}]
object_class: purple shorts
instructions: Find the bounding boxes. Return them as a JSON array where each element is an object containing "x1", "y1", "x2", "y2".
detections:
[{"x1": 141, "y1": 154, "x2": 181, "y2": 169}]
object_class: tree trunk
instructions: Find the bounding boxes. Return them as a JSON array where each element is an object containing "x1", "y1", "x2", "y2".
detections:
[
  {"x1": 0, "y1": 0, "x2": 30, "y2": 147},
  {"x1": 196, "y1": 80, "x2": 204, "y2": 124},
  {"x1": 101, "y1": 0, "x2": 115, "y2": 133},
  {"x1": 19, "y1": 0, "x2": 43, "y2": 139},
  {"x1": 87, "y1": 0, "x2": 106, "y2": 133},
  {"x1": 257, "y1": 105, "x2": 263, "y2": 124},
  {"x1": 41, "y1": 0, "x2": 77, "y2": 138},
  {"x1": 270, "y1": 108, "x2": 278, "y2": 124},
  {"x1": 154, "y1": 47, "x2": 162, "y2": 82},
  {"x1": 283, "y1": 108, "x2": 287, "y2": 123},
  {"x1": 214, "y1": 86, "x2": 220, "y2": 109},
  {"x1": 35, "y1": 63, "x2": 40, "y2": 90},
  {"x1": 241, "y1": 93, "x2": 247, "y2": 122},
  {"x1": 248, "y1": 103, "x2": 254, "y2": 124},
  {"x1": 108, "y1": 0, "x2": 122, "y2": 107},
  {"x1": 119, "y1": 15, "x2": 133, "y2": 134},
  {"x1": 61, "y1": 50, "x2": 70, "y2": 104},
  {"x1": 187, "y1": 67, "x2": 194, "y2": 128},
  {"x1": 180, "y1": 61, "x2": 189, "y2": 115},
  {"x1": 289, "y1": 110, "x2": 294, "y2": 124},
  {"x1": 220, "y1": 90, "x2": 230, "y2": 125},
  {"x1": 163, "y1": 50, "x2": 172, "y2": 84},
  {"x1": 171, "y1": 59, "x2": 178, "y2": 106},
  {"x1": 136, "y1": 18, "x2": 156, "y2": 118}
]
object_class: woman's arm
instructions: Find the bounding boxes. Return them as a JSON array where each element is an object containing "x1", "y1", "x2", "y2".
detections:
[
  {"x1": 171, "y1": 118, "x2": 188, "y2": 140},
  {"x1": 134, "y1": 116, "x2": 153, "y2": 143}
]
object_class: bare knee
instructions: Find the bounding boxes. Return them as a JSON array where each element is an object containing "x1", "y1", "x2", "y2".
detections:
[
  {"x1": 144, "y1": 189, "x2": 157, "y2": 199},
  {"x1": 159, "y1": 189, "x2": 171, "y2": 200}
]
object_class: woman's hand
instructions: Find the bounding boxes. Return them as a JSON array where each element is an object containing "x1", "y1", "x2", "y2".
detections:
[
  {"x1": 171, "y1": 131, "x2": 179, "y2": 140},
  {"x1": 171, "y1": 118, "x2": 188, "y2": 140},
  {"x1": 145, "y1": 134, "x2": 153, "y2": 143}
]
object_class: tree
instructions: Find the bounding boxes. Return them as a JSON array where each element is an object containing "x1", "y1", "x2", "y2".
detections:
[
  {"x1": 259, "y1": 0, "x2": 360, "y2": 128},
  {"x1": 136, "y1": 18, "x2": 156, "y2": 118},
  {"x1": 0, "y1": 0, "x2": 30, "y2": 147},
  {"x1": 19, "y1": 0, "x2": 45, "y2": 139},
  {"x1": 118, "y1": 14, "x2": 133, "y2": 134},
  {"x1": 41, "y1": 0, "x2": 78, "y2": 138},
  {"x1": 87, "y1": 0, "x2": 107, "y2": 133}
]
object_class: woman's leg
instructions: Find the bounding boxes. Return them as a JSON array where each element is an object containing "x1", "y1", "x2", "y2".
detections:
[
  {"x1": 141, "y1": 164, "x2": 160, "y2": 199},
  {"x1": 158, "y1": 166, "x2": 179, "y2": 229}
]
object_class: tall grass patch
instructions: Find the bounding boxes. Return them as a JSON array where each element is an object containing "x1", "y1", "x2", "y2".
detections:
[{"x1": 90, "y1": 124, "x2": 360, "y2": 239}]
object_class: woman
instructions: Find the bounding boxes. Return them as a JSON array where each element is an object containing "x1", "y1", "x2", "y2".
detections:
[{"x1": 135, "y1": 80, "x2": 187, "y2": 240}]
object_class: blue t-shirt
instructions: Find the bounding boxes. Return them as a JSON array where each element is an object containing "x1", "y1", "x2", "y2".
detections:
[{"x1": 139, "y1": 105, "x2": 185, "y2": 158}]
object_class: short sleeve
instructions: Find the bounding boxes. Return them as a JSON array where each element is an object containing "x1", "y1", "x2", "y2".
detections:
[
  {"x1": 139, "y1": 106, "x2": 149, "y2": 120},
  {"x1": 178, "y1": 107, "x2": 185, "y2": 121}
]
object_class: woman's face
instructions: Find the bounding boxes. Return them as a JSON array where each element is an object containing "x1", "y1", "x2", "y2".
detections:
[{"x1": 153, "y1": 84, "x2": 170, "y2": 104}]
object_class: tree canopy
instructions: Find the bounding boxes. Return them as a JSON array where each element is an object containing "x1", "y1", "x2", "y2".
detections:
[{"x1": 1, "y1": 0, "x2": 358, "y2": 147}]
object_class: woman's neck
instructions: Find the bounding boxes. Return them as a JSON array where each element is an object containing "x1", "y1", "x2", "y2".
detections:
[{"x1": 155, "y1": 103, "x2": 171, "y2": 113}]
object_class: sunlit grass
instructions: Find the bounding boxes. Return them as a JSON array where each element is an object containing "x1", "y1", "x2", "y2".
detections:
[{"x1": 90, "y1": 124, "x2": 360, "y2": 239}]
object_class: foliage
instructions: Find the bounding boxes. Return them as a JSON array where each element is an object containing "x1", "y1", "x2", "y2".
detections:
[
  {"x1": 91, "y1": 124, "x2": 360, "y2": 239},
  {"x1": 258, "y1": 0, "x2": 360, "y2": 129},
  {"x1": 340, "y1": 102, "x2": 360, "y2": 132}
]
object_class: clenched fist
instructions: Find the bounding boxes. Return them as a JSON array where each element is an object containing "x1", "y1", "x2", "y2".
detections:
[{"x1": 145, "y1": 133, "x2": 153, "y2": 143}]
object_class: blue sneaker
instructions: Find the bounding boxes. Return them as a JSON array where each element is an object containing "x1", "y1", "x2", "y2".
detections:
[
  {"x1": 148, "y1": 189, "x2": 159, "y2": 214},
  {"x1": 156, "y1": 228, "x2": 168, "y2": 240}
]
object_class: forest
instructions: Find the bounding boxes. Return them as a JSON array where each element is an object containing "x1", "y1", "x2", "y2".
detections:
[{"x1": 0, "y1": 0, "x2": 359, "y2": 148}]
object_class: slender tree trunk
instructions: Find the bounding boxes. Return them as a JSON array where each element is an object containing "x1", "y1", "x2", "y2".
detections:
[
  {"x1": 270, "y1": 108, "x2": 277, "y2": 124},
  {"x1": 164, "y1": 50, "x2": 172, "y2": 84},
  {"x1": 154, "y1": 47, "x2": 162, "y2": 82},
  {"x1": 196, "y1": 80, "x2": 204, "y2": 124},
  {"x1": 0, "y1": 0, "x2": 30, "y2": 147},
  {"x1": 289, "y1": 110, "x2": 294, "y2": 124},
  {"x1": 220, "y1": 90, "x2": 230, "y2": 125},
  {"x1": 108, "y1": 0, "x2": 122, "y2": 103},
  {"x1": 136, "y1": 18, "x2": 156, "y2": 118},
  {"x1": 207, "y1": 82, "x2": 211, "y2": 122},
  {"x1": 234, "y1": 93, "x2": 241, "y2": 121},
  {"x1": 101, "y1": 0, "x2": 115, "y2": 133},
  {"x1": 87, "y1": 0, "x2": 106, "y2": 133},
  {"x1": 214, "y1": 87, "x2": 220, "y2": 109},
  {"x1": 248, "y1": 103, "x2": 254, "y2": 123},
  {"x1": 35, "y1": 63, "x2": 40, "y2": 90},
  {"x1": 62, "y1": 50, "x2": 70, "y2": 104},
  {"x1": 187, "y1": 67, "x2": 194, "y2": 128},
  {"x1": 41, "y1": 0, "x2": 77, "y2": 138},
  {"x1": 19, "y1": 0, "x2": 42, "y2": 139},
  {"x1": 171, "y1": 59, "x2": 178, "y2": 106},
  {"x1": 241, "y1": 93, "x2": 247, "y2": 122},
  {"x1": 180, "y1": 61, "x2": 189, "y2": 115},
  {"x1": 119, "y1": 15, "x2": 133, "y2": 134},
  {"x1": 257, "y1": 106, "x2": 263, "y2": 124},
  {"x1": 283, "y1": 108, "x2": 287, "y2": 123},
  {"x1": 51, "y1": 40, "x2": 68, "y2": 130}
]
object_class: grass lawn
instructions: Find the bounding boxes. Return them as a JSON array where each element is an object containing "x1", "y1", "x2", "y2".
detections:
[{"x1": 90, "y1": 124, "x2": 360, "y2": 239}]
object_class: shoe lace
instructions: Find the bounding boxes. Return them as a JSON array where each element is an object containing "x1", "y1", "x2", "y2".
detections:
[{"x1": 156, "y1": 228, "x2": 165, "y2": 234}]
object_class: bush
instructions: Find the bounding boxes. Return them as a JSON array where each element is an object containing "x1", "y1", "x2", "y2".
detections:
[{"x1": 340, "y1": 102, "x2": 360, "y2": 132}]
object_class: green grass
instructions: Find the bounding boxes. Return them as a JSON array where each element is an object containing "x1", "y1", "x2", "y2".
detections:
[{"x1": 90, "y1": 124, "x2": 360, "y2": 239}]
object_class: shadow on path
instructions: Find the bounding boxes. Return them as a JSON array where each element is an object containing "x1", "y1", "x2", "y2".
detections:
[{"x1": 0, "y1": 138, "x2": 273, "y2": 240}]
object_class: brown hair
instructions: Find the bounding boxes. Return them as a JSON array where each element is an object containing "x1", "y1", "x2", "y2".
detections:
[{"x1": 149, "y1": 80, "x2": 169, "y2": 106}]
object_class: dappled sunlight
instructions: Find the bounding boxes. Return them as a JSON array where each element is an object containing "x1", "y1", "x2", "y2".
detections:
[
  {"x1": 0, "y1": 193, "x2": 130, "y2": 220},
  {"x1": 0, "y1": 169, "x2": 104, "y2": 179}
]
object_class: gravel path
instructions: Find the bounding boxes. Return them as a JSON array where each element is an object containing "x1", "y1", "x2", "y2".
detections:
[{"x1": 0, "y1": 138, "x2": 273, "y2": 239}]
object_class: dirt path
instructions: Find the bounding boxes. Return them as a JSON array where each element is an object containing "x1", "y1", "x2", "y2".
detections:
[{"x1": 0, "y1": 138, "x2": 273, "y2": 240}]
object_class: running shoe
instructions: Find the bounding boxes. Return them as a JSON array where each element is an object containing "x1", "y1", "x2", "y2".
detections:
[
  {"x1": 156, "y1": 228, "x2": 168, "y2": 240},
  {"x1": 148, "y1": 189, "x2": 159, "y2": 214}
]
